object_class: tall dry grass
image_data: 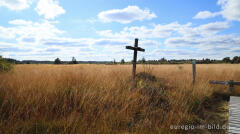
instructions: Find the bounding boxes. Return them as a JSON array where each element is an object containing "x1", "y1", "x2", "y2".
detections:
[{"x1": 0, "y1": 64, "x2": 240, "y2": 134}]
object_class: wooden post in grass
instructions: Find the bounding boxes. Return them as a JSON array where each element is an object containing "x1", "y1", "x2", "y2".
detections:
[
  {"x1": 229, "y1": 80, "x2": 234, "y2": 92},
  {"x1": 192, "y1": 60, "x2": 196, "y2": 84},
  {"x1": 126, "y1": 38, "x2": 145, "y2": 87}
]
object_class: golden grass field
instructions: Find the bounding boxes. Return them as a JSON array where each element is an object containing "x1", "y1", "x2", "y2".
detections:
[{"x1": 0, "y1": 64, "x2": 240, "y2": 134}]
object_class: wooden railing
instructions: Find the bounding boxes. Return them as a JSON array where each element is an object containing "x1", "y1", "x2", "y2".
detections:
[{"x1": 209, "y1": 80, "x2": 240, "y2": 92}]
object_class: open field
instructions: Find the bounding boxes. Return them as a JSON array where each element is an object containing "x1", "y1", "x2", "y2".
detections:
[{"x1": 0, "y1": 64, "x2": 240, "y2": 134}]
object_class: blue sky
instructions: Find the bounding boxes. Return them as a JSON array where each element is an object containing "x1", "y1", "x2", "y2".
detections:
[{"x1": 0, "y1": 0, "x2": 240, "y2": 61}]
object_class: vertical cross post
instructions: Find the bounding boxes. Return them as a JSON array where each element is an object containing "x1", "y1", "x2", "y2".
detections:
[
  {"x1": 126, "y1": 38, "x2": 145, "y2": 87},
  {"x1": 192, "y1": 60, "x2": 196, "y2": 84},
  {"x1": 132, "y1": 38, "x2": 138, "y2": 80}
]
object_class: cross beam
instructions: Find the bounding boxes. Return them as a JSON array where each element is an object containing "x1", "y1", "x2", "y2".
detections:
[
  {"x1": 126, "y1": 46, "x2": 145, "y2": 52},
  {"x1": 126, "y1": 38, "x2": 145, "y2": 85},
  {"x1": 209, "y1": 80, "x2": 240, "y2": 92}
]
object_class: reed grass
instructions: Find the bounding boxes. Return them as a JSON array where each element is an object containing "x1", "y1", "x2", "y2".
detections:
[{"x1": 0, "y1": 64, "x2": 239, "y2": 134}]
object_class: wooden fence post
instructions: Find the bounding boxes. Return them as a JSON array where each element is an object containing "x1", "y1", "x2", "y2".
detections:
[
  {"x1": 192, "y1": 60, "x2": 196, "y2": 84},
  {"x1": 229, "y1": 80, "x2": 234, "y2": 92}
]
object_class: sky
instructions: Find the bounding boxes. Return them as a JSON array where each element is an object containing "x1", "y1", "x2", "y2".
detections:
[{"x1": 0, "y1": 0, "x2": 240, "y2": 61}]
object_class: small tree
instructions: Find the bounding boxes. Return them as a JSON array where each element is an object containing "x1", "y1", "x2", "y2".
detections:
[
  {"x1": 142, "y1": 57, "x2": 146, "y2": 64},
  {"x1": 138, "y1": 57, "x2": 146, "y2": 64},
  {"x1": 120, "y1": 59, "x2": 125, "y2": 64},
  {"x1": 71, "y1": 57, "x2": 77, "y2": 64},
  {"x1": 113, "y1": 59, "x2": 116, "y2": 64},
  {"x1": 232, "y1": 56, "x2": 240, "y2": 63},
  {"x1": 159, "y1": 57, "x2": 167, "y2": 64},
  {"x1": 54, "y1": 58, "x2": 62, "y2": 64},
  {"x1": 222, "y1": 57, "x2": 231, "y2": 63},
  {"x1": 205, "y1": 58, "x2": 211, "y2": 64}
]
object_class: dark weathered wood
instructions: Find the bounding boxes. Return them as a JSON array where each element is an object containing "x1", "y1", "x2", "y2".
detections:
[
  {"x1": 125, "y1": 46, "x2": 145, "y2": 52},
  {"x1": 192, "y1": 60, "x2": 196, "y2": 84},
  {"x1": 126, "y1": 46, "x2": 135, "y2": 50},
  {"x1": 229, "y1": 96, "x2": 240, "y2": 133},
  {"x1": 126, "y1": 38, "x2": 145, "y2": 86},
  {"x1": 209, "y1": 80, "x2": 240, "y2": 92},
  {"x1": 209, "y1": 80, "x2": 240, "y2": 85},
  {"x1": 229, "y1": 80, "x2": 234, "y2": 92},
  {"x1": 132, "y1": 38, "x2": 138, "y2": 81},
  {"x1": 209, "y1": 80, "x2": 229, "y2": 85},
  {"x1": 233, "y1": 81, "x2": 240, "y2": 86}
]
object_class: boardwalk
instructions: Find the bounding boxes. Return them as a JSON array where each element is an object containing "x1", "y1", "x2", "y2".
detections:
[{"x1": 229, "y1": 96, "x2": 240, "y2": 133}]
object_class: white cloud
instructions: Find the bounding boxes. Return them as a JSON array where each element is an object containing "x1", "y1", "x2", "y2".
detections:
[
  {"x1": 97, "y1": 21, "x2": 228, "y2": 39},
  {"x1": 35, "y1": 0, "x2": 65, "y2": 19},
  {"x1": 193, "y1": 11, "x2": 221, "y2": 19},
  {"x1": 0, "y1": 26, "x2": 15, "y2": 39},
  {"x1": 98, "y1": 6, "x2": 157, "y2": 24},
  {"x1": 0, "y1": 19, "x2": 135, "y2": 60},
  {"x1": 0, "y1": 19, "x2": 63, "y2": 42},
  {"x1": 9, "y1": 19, "x2": 33, "y2": 25},
  {"x1": 96, "y1": 21, "x2": 237, "y2": 59},
  {"x1": 97, "y1": 22, "x2": 186, "y2": 39},
  {"x1": 193, "y1": 21, "x2": 229, "y2": 36},
  {"x1": 154, "y1": 35, "x2": 240, "y2": 59},
  {"x1": 218, "y1": 0, "x2": 240, "y2": 21},
  {"x1": 0, "y1": 18, "x2": 238, "y2": 61},
  {"x1": 41, "y1": 37, "x2": 131, "y2": 48},
  {"x1": 17, "y1": 20, "x2": 63, "y2": 40},
  {"x1": 0, "y1": 0, "x2": 32, "y2": 10},
  {"x1": 165, "y1": 35, "x2": 237, "y2": 47},
  {"x1": 194, "y1": 0, "x2": 240, "y2": 21}
]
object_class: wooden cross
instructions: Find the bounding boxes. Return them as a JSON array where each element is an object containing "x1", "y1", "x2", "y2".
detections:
[
  {"x1": 126, "y1": 38, "x2": 145, "y2": 82},
  {"x1": 209, "y1": 80, "x2": 240, "y2": 92}
]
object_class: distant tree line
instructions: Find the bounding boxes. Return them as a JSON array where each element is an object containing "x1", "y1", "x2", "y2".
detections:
[
  {"x1": 2, "y1": 56, "x2": 240, "y2": 65},
  {"x1": 135, "y1": 56, "x2": 240, "y2": 64},
  {"x1": 54, "y1": 57, "x2": 78, "y2": 64}
]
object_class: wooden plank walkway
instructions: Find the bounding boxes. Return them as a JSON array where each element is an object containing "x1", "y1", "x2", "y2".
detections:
[{"x1": 229, "y1": 96, "x2": 240, "y2": 134}]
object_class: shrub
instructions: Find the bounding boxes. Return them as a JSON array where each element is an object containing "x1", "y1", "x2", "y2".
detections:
[
  {"x1": 69, "y1": 57, "x2": 77, "y2": 64},
  {"x1": 54, "y1": 58, "x2": 62, "y2": 64},
  {"x1": 0, "y1": 56, "x2": 13, "y2": 72}
]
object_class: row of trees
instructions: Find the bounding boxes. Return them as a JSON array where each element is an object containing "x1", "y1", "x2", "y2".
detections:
[
  {"x1": 222, "y1": 56, "x2": 240, "y2": 63},
  {"x1": 54, "y1": 57, "x2": 77, "y2": 64},
  {"x1": 2, "y1": 56, "x2": 240, "y2": 65},
  {"x1": 116, "y1": 56, "x2": 240, "y2": 64},
  {"x1": 54, "y1": 56, "x2": 240, "y2": 64}
]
